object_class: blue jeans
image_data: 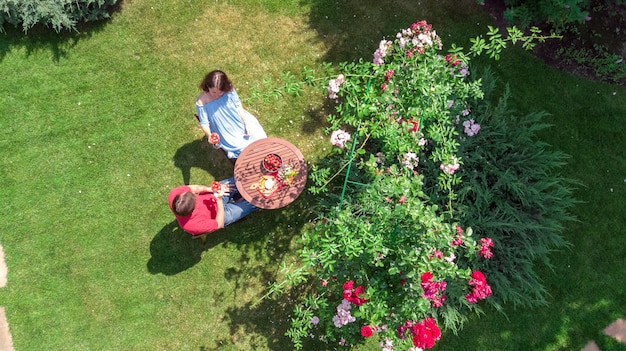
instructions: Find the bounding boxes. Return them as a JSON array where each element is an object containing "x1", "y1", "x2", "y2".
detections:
[{"x1": 220, "y1": 177, "x2": 258, "y2": 226}]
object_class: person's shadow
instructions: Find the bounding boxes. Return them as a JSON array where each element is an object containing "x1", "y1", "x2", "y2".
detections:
[
  {"x1": 172, "y1": 137, "x2": 233, "y2": 184},
  {"x1": 147, "y1": 220, "x2": 227, "y2": 275},
  {"x1": 149, "y1": 137, "x2": 236, "y2": 275}
]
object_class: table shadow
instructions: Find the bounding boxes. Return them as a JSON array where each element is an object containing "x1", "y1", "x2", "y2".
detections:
[
  {"x1": 146, "y1": 220, "x2": 226, "y2": 275},
  {"x1": 172, "y1": 137, "x2": 233, "y2": 185}
]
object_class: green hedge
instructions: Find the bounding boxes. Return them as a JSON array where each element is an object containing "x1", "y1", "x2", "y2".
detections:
[
  {"x1": 0, "y1": 0, "x2": 117, "y2": 33},
  {"x1": 451, "y1": 68, "x2": 578, "y2": 308}
]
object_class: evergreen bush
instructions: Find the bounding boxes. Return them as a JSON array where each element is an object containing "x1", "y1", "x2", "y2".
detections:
[
  {"x1": 430, "y1": 68, "x2": 579, "y2": 308},
  {"x1": 475, "y1": 0, "x2": 590, "y2": 32},
  {"x1": 0, "y1": 0, "x2": 117, "y2": 33}
]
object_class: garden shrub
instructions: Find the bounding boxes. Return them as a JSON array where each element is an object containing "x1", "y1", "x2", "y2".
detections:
[
  {"x1": 481, "y1": 0, "x2": 591, "y2": 33},
  {"x1": 429, "y1": 68, "x2": 578, "y2": 308},
  {"x1": 261, "y1": 21, "x2": 569, "y2": 350},
  {"x1": 0, "y1": 0, "x2": 117, "y2": 33},
  {"x1": 270, "y1": 21, "x2": 573, "y2": 351}
]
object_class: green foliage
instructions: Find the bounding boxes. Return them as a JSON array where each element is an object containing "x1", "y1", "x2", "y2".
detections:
[
  {"x1": 263, "y1": 21, "x2": 569, "y2": 350},
  {"x1": 487, "y1": 0, "x2": 591, "y2": 32},
  {"x1": 432, "y1": 68, "x2": 579, "y2": 308},
  {"x1": 0, "y1": 0, "x2": 117, "y2": 33},
  {"x1": 466, "y1": 25, "x2": 561, "y2": 60},
  {"x1": 1, "y1": 0, "x2": 624, "y2": 350},
  {"x1": 555, "y1": 45, "x2": 626, "y2": 84}
]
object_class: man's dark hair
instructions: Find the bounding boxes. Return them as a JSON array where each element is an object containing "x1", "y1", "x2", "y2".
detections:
[{"x1": 172, "y1": 192, "x2": 196, "y2": 216}]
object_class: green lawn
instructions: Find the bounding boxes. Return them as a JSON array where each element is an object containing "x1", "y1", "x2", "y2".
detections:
[{"x1": 0, "y1": 0, "x2": 625, "y2": 350}]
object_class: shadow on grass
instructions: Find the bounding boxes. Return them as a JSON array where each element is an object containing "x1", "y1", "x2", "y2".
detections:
[
  {"x1": 172, "y1": 137, "x2": 234, "y2": 185},
  {"x1": 147, "y1": 220, "x2": 229, "y2": 275},
  {"x1": 220, "y1": 283, "x2": 330, "y2": 351},
  {"x1": 217, "y1": 180, "x2": 323, "y2": 349},
  {"x1": 0, "y1": 2, "x2": 122, "y2": 62},
  {"x1": 300, "y1": 0, "x2": 488, "y2": 64}
]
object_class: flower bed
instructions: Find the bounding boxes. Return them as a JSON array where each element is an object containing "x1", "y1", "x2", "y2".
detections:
[{"x1": 265, "y1": 21, "x2": 572, "y2": 350}]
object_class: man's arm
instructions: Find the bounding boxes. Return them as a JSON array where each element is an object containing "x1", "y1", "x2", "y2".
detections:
[
  {"x1": 187, "y1": 184, "x2": 211, "y2": 194},
  {"x1": 215, "y1": 196, "x2": 225, "y2": 229}
]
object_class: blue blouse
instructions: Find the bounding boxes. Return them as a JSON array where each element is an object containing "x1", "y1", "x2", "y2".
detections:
[{"x1": 196, "y1": 89, "x2": 266, "y2": 158}]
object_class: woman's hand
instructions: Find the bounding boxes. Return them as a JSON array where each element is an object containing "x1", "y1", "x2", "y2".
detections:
[{"x1": 209, "y1": 132, "x2": 220, "y2": 145}]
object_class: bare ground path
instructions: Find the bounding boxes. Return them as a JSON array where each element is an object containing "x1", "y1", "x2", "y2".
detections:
[
  {"x1": 583, "y1": 319, "x2": 626, "y2": 351},
  {"x1": 0, "y1": 244, "x2": 15, "y2": 351}
]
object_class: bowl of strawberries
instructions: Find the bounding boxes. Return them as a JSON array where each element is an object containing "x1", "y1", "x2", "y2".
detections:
[{"x1": 262, "y1": 153, "x2": 282, "y2": 173}]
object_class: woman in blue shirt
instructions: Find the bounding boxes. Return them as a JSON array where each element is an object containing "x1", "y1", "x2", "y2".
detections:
[{"x1": 196, "y1": 70, "x2": 267, "y2": 161}]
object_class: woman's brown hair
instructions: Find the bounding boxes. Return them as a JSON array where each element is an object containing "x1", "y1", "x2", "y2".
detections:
[{"x1": 199, "y1": 70, "x2": 233, "y2": 93}]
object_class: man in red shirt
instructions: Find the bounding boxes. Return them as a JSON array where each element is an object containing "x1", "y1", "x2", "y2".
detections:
[{"x1": 168, "y1": 178, "x2": 256, "y2": 237}]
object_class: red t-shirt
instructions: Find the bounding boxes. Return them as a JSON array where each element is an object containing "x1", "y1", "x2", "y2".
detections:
[{"x1": 168, "y1": 186, "x2": 219, "y2": 235}]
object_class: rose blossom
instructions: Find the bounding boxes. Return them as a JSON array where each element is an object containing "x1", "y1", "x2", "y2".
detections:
[
  {"x1": 420, "y1": 271, "x2": 447, "y2": 308},
  {"x1": 380, "y1": 338, "x2": 394, "y2": 351},
  {"x1": 327, "y1": 74, "x2": 345, "y2": 99},
  {"x1": 410, "y1": 317, "x2": 441, "y2": 349},
  {"x1": 374, "y1": 40, "x2": 390, "y2": 65},
  {"x1": 361, "y1": 325, "x2": 374, "y2": 337},
  {"x1": 330, "y1": 129, "x2": 351, "y2": 148},
  {"x1": 463, "y1": 119, "x2": 481, "y2": 136},
  {"x1": 478, "y1": 237, "x2": 494, "y2": 259},
  {"x1": 311, "y1": 316, "x2": 320, "y2": 325},
  {"x1": 343, "y1": 280, "x2": 367, "y2": 306},
  {"x1": 402, "y1": 151, "x2": 419, "y2": 170},
  {"x1": 465, "y1": 270, "x2": 492, "y2": 304},
  {"x1": 332, "y1": 299, "x2": 356, "y2": 327},
  {"x1": 440, "y1": 158, "x2": 460, "y2": 174},
  {"x1": 459, "y1": 63, "x2": 470, "y2": 77}
]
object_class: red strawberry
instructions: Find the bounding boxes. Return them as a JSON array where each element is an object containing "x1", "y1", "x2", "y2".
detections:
[{"x1": 209, "y1": 133, "x2": 220, "y2": 145}]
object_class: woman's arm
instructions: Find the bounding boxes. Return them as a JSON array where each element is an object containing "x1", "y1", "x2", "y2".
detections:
[
  {"x1": 200, "y1": 125, "x2": 213, "y2": 139},
  {"x1": 196, "y1": 98, "x2": 214, "y2": 139},
  {"x1": 237, "y1": 106, "x2": 250, "y2": 137}
]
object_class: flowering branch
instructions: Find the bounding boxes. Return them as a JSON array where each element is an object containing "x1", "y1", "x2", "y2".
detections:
[{"x1": 465, "y1": 25, "x2": 563, "y2": 60}]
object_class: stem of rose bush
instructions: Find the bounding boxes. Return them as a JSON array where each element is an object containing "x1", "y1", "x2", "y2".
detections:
[{"x1": 320, "y1": 132, "x2": 371, "y2": 194}]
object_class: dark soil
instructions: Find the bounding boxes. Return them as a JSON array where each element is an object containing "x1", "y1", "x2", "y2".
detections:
[{"x1": 481, "y1": 0, "x2": 626, "y2": 86}]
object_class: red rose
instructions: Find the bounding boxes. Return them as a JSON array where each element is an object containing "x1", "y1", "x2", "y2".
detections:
[
  {"x1": 470, "y1": 270, "x2": 486, "y2": 281},
  {"x1": 410, "y1": 317, "x2": 441, "y2": 349},
  {"x1": 420, "y1": 272, "x2": 433, "y2": 282},
  {"x1": 361, "y1": 325, "x2": 373, "y2": 338},
  {"x1": 343, "y1": 280, "x2": 354, "y2": 291}
]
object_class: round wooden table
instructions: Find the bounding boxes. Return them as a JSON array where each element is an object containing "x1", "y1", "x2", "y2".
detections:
[{"x1": 234, "y1": 138, "x2": 307, "y2": 209}]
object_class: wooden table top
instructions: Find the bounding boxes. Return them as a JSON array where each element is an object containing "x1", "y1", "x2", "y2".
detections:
[{"x1": 234, "y1": 138, "x2": 308, "y2": 209}]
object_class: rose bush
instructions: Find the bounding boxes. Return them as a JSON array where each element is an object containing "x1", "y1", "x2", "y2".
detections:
[{"x1": 264, "y1": 21, "x2": 568, "y2": 350}]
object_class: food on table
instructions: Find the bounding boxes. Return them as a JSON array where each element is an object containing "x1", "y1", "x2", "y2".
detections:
[
  {"x1": 264, "y1": 178, "x2": 275, "y2": 190},
  {"x1": 262, "y1": 153, "x2": 282, "y2": 173},
  {"x1": 277, "y1": 164, "x2": 299, "y2": 185}
]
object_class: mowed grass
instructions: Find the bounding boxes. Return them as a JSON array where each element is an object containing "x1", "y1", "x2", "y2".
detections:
[{"x1": 0, "y1": 0, "x2": 625, "y2": 350}]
